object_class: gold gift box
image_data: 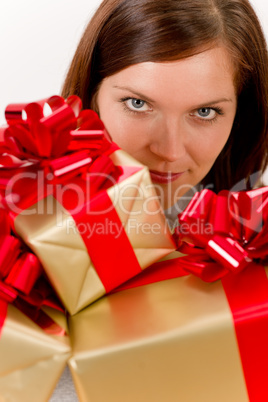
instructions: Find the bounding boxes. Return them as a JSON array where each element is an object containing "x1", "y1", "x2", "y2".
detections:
[
  {"x1": 13, "y1": 150, "x2": 175, "y2": 315},
  {"x1": 68, "y1": 268, "x2": 250, "y2": 402},
  {"x1": 0, "y1": 305, "x2": 70, "y2": 402}
]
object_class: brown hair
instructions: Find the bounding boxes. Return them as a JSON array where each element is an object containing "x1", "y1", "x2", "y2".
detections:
[{"x1": 62, "y1": 0, "x2": 268, "y2": 192}]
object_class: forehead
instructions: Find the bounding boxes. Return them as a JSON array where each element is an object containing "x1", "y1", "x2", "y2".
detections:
[
  {"x1": 118, "y1": 46, "x2": 234, "y2": 78},
  {"x1": 100, "y1": 46, "x2": 237, "y2": 105}
]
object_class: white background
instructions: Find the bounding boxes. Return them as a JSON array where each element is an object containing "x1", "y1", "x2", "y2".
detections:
[
  {"x1": 0, "y1": 0, "x2": 102, "y2": 122},
  {"x1": 0, "y1": 0, "x2": 267, "y2": 181}
]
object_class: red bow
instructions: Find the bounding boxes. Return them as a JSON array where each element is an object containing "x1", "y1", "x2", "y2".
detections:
[
  {"x1": 2, "y1": 95, "x2": 110, "y2": 157},
  {"x1": 0, "y1": 207, "x2": 68, "y2": 335},
  {"x1": 0, "y1": 208, "x2": 41, "y2": 301},
  {"x1": 0, "y1": 95, "x2": 115, "y2": 179},
  {"x1": 173, "y1": 188, "x2": 268, "y2": 282},
  {"x1": 0, "y1": 95, "x2": 121, "y2": 206}
]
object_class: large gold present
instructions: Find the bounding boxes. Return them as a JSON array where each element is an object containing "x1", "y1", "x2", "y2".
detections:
[{"x1": 68, "y1": 266, "x2": 261, "y2": 402}]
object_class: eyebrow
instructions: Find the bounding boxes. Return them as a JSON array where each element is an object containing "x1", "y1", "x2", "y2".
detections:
[
  {"x1": 113, "y1": 85, "x2": 234, "y2": 106},
  {"x1": 113, "y1": 85, "x2": 156, "y2": 103},
  {"x1": 194, "y1": 98, "x2": 234, "y2": 107}
]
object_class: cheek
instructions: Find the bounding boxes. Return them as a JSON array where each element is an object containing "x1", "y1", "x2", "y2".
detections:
[
  {"x1": 198, "y1": 123, "x2": 233, "y2": 163},
  {"x1": 100, "y1": 111, "x2": 150, "y2": 153},
  {"x1": 98, "y1": 106, "x2": 125, "y2": 144},
  {"x1": 101, "y1": 113, "x2": 139, "y2": 151}
]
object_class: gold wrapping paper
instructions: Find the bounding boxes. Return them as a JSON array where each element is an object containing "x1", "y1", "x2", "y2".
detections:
[
  {"x1": 68, "y1": 274, "x2": 249, "y2": 402},
  {"x1": 0, "y1": 305, "x2": 70, "y2": 402},
  {"x1": 14, "y1": 150, "x2": 175, "y2": 315}
]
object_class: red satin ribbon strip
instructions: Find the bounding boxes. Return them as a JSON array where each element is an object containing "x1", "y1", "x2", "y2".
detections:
[
  {"x1": 222, "y1": 265, "x2": 268, "y2": 401},
  {"x1": 113, "y1": 258, "x2": 188, "y2": 293},
  {"x1": 0, "y1": 300, "x2": 8, "y2": 337},
  {"x1": 73, "y1": 190, "x2": 142, "y2": 292}
]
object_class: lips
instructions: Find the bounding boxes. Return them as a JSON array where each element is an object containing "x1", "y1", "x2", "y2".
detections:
[{"x1": 149, "y1": 170, "x2": 185, "y2": 184}]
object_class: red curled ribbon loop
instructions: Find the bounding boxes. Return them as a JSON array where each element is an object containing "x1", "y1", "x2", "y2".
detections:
[
  {"x1": 0, "y1": 95, "x2": 119, "y2": 204},
  {"x1": 2, "y1": 94, "x2": 112, "y2": 168},
  {"x1": 173, "y1": 187, "x2": 268, "y2": 282},
  {"x1": 0, "y1": 209, "x2": 42, "y2": 329},
  {"x1": 0, "y1": 208, "x2": 66, "y2": 336}
]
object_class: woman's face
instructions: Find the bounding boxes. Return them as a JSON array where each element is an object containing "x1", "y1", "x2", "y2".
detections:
[{"x1": 96, "y1": 46, "x2": 237, "y2": 209}]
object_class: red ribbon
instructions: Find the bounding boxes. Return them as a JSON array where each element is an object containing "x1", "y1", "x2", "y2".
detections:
[
  {"x1": 0, "y1": 95, "x2": 114, "y2": 199},
  {"x1": 222, "y1": 265, "x2": 268, "y2": 401},
  {"x1": 172, "y1": 188, "x2": 268, "y2": 281},
  {"x1": 74, "y1": 183, "x2": 143, "y2": 293},
  {"x1": 0, "y1": 208, "x2": 65, "y2": 336},
  {"x1": 3, "y1": 95, "x2": 110, "y2": 158},
  {"x1": 0, "y1": 96, "x2": 121, "y2": 211},
  {"x1": 113, "y1": 257, "x2": 188, "y2": 293}
]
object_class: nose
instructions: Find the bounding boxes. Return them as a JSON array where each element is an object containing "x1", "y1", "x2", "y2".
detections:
[{"x1": 149, "y1": 117, "x2": 187, "y2": 162}]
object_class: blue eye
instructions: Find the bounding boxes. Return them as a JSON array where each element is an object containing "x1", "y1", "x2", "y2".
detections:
[
  {"x1": 130, "y1": 99, "x2": 145, "y2": 109},
  {"x1": 197, "y1": 108, "x2": 215, "y2": 118},
  {"x1": 190, "y1": 106, "x2": 224, "y2": 123},
  {"x1": 121, "y1": 97, "x2": 151, "y2": 113}
]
